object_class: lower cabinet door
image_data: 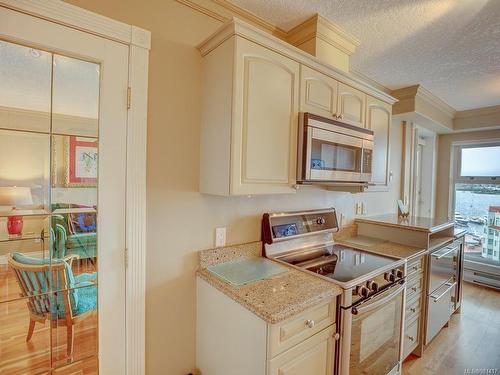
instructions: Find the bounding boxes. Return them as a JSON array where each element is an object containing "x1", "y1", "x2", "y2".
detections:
[{"x1": 268, "y1": 325, "x2": 335, "y2": 375}]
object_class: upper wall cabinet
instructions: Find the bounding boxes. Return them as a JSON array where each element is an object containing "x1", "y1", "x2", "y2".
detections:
[
  {"x1": 299, "y1": 65, "x2": 338, "y2": 120},
  {"x1": 199, "y1": 36, "x2": 299, "y2": 196},
  {"x1": 198, "y1": 19, "x2": 397, "y2": 195},
  {"x1": 366, "y1": 96, "x2": 392, "y2": 187},
  {"x1": 337, "y1": 83, "x2": 366, "y2": 128}
]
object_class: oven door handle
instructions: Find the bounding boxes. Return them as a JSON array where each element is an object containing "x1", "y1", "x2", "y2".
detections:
[
  {"x1": 430, "y1": 281, "x2": 457, "y2": 302},
  {"x1": 352, "y1": 281, "x2": 405, "y2": 315},
  {"x1": 432, "y1": 246, "x2": 457, "y2": 259}
]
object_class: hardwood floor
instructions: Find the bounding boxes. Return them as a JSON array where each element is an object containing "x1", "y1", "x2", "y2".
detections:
[
  {"x1": 0, "y1": 261, "x2": 98, "y2": 375},
  {"x1": 403, "y1": 282, "x2": 500, "y2": 375}
]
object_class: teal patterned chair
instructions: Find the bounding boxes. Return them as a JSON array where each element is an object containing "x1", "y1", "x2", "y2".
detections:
[{"x1": 8, "y1": 252, "x2": 97, "y2": 356}]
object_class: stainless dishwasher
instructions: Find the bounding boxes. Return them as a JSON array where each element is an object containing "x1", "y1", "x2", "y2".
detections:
[{"x1": 425, "y1": 241, "x2": 459, "y2": 345}]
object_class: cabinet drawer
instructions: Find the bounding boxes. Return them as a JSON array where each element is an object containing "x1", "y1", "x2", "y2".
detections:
[
  {"x1": 407, "y1": 256, "x2": 423, "y2": 277},
  {"x1": 425, "y1": 282, "x2": 452, "y2": 345},
  {"x1": 405, "y1": 295, "x2": 421, "y2": 324},
  {"x1": 406, "y1": 272, "x2": 423, "y2": 301},
  {"x1": 403, "y1": 318, "x2": 419, "y2": 358},
  {"x1": 267, "y1": 324, "x2": 335, "y2": 375},
  {"x1": 268, "y1": 299, "x2": 336, "y2": 358}
]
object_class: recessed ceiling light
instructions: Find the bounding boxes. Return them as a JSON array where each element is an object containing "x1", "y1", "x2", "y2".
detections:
[{"x1": 29, "y1": 48, "x2": 41, "y2": 58}]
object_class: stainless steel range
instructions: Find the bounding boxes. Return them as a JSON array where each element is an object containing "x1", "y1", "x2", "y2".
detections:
[{"x1": 262, "y1": 208, "x2": 407, "y2": 375}]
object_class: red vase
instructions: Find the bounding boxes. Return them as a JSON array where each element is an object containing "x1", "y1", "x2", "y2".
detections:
[{"x1": 7, "y1": 216, "x2": 23, "y2": 235}]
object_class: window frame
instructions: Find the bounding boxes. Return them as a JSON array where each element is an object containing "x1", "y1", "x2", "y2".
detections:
[
  {"x1": 454, "y1": 142, "x2": 500, "y2": 185},
  {"x1": 451, "y1": 140, "x2": 500, "y2": 283}
]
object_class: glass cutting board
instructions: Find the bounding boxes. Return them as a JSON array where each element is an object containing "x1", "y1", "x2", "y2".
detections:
[{"x1": 207, "y1": 257, "x2": 288, "y2": 286}]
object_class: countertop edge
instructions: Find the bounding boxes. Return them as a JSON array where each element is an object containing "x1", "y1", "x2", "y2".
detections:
[
  {"x1": 197, "y1": 267, "x2": 341, "y2": 324},
  {"x1": 354, "y1": 217, "x2": 454, "y2": 233}
]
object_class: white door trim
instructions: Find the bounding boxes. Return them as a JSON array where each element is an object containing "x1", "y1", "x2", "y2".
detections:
[{"x1": 0, "y1": 1, "x2": 150, "y2": 374}]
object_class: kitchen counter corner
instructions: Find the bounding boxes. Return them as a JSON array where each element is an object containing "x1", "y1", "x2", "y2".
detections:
[{"x1": 197, "y1": 241, "x2": 342, "y2": 324}]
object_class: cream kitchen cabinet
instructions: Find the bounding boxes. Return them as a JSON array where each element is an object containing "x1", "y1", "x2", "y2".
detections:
[
  {"x1": 337, "y1": 82, "x2": 366, "y2": 127},
  {"x1": 199, "y1": 35, "x2": 299, "y2": 196},
  {"x1": 366, "y1": 95, "x2": 392, "y2": 187},
  {"x1": 299, "y1": 65, "x2": 338, "y2": 120},
  {"x1": 268, "y1": 324, "x2": 335, "y2": 375},
  {"x1": 197, "y1": 277, "x2": 338, "y2": 375}
]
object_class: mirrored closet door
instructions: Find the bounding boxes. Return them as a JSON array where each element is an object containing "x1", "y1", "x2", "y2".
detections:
[{"x1": 0, "y1": 6, "x2": 129, "y2": 374}]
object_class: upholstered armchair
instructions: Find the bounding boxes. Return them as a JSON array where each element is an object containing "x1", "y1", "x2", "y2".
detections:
[
  {"x1": 51, "y1": 206, "x2": 97, "y2": 260},
  {"x1": 8, "y1": 252, "x2": 97, "y2": 356}
]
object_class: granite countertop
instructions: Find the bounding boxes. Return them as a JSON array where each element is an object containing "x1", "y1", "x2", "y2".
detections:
[
  {"x1": 197, "y1": 241, "x2": 342, "y2": 324},
  {"x1": 336, "y1": 235, "x2": 427, "y2": 261},
  {"x1": 355, "y1": 214, "x2": 454, "y2": 233}
]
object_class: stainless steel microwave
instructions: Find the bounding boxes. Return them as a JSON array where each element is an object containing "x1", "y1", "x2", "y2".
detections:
[{"x1": 297, "y1": 112, "x2": 374, "y2": 184}]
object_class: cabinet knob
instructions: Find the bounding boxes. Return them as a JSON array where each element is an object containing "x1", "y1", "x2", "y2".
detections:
[
  {"x1": 305, "y1": 319, "x2": 315, "y2": 328},
  {"x1": 410, "y1": 307, "x2": 416, "y2": 313},
  {"x1": 411, "y1": 287, "x2": 417, "y2": 292},
  {"x1": 334, "y1": 333, "x2": 340, "y2": 341},
  {"x1": 408, "y1": 336, "x2": 415, "y2": 342}
]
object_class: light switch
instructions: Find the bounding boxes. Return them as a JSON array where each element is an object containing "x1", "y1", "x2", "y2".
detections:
[{"x1": 215, "y1": 227, "x2": 226, "y2": 247}]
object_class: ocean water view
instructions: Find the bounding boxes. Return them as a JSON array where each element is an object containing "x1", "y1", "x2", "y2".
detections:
[{"x1": 455, "y1": 185, "x2": 500, "y2": 263}]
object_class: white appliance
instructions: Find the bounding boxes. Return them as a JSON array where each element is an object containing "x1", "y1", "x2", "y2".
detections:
[{"x1": 262, "y1": 208, "x2": 406, "y2": 375}]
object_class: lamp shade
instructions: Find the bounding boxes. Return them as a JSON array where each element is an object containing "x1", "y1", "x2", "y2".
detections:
[{"x1": 0, "y1": 187, "x2": 33, "y2": 206}]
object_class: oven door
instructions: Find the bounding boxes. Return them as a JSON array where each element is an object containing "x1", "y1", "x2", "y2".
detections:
[
  {"x1": 348, "y1": 281, "x2": 405, "y2": 375},
  {"x1": 306, "y1": 127, "x2": 368, "y2": 182}
]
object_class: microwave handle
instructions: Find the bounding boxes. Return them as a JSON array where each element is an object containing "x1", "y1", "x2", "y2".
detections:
[{"x1": 352, "y1": 281, "x2": 405, "y2": 315}]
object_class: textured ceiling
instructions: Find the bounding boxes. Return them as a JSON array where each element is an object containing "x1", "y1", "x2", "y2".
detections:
[{"x1": 230, "y1": 0, "x2": 500, "y2": 111}]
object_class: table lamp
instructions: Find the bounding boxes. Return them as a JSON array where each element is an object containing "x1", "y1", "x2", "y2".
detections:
[{"x1": 0, "y1": 187, "x2": 33, "y2": 235}]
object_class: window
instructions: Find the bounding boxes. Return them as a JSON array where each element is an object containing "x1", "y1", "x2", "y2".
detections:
[
  {"x1": 453, "y1": 143, "x2": 500, "y2": 277},
  {"x1": 460, "y1": 146, "x2": 500, "y2": 177}
]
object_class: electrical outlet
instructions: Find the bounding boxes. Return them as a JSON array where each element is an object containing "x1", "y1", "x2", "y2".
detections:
[
  {"x1": 215, "y1": 227, "x2": 226, "y2": 247},
  {"x1": 355, "y1": 202, "x2": 362, "y2": 215},
  {"x1": 362, "y1": 202, "x2": 367, "y2": 215}
]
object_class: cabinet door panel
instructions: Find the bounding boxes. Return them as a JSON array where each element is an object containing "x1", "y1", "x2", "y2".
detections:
[
  {"x1": 268, "y1": 325, "x2": 335, "y2": 375},
  {"x1": 300, "y1": 65, "x2": 337, "y2": 119},
  {"x1": 366, "y1": 96, "x2": 391, "y2": 187},
  {"x1": 338, "y1": 82, "x2": 366, "y2": 127},
  {"x1": 232, "y1": 37, "x2": 299, "y2": 195}
]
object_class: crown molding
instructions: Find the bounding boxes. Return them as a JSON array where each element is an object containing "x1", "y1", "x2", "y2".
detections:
[
  {"x1": 175, "y1": 0, "x2": 288, "y2": 39},
  {"x1": 455, "y1": 104, "x2": 500, "y2": 119},
  {"x1": 0, "y1": 0, "x2": 151, "y2": 49},
  {"x1": 315, "y1": 14, "x2": 360, "y2": 48},
  {"x1": 198, "y1": 18, "x2": 397, "y2": 105},
  {"x1": 350, "y1": 69, "x2": 391, "y2": 94}
]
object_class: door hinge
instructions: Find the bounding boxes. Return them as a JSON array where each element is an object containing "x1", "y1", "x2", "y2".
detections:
[
  {"x1": 124, "y1": 248, "x2": 129, "y2": 268},
  {"x1": 127, "y1": 87, "x2": 132, "y2": 109}
]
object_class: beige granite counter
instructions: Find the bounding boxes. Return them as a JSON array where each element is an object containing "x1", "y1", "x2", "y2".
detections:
[
  {"x1": 197, "y1": 241, "x2": 342, "y2": 324},
  {"x1": 355, "y1": 214, "x2": 454, "y2": 233},
  {"x1": 336, "y1": 235, "x2": 427, "y2": 261}
]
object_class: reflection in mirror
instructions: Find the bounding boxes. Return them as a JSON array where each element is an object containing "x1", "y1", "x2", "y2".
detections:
[
  {"x1": 52, "y1": 55, "x2": 100, "y2": 137},
  {"x1": 0, "y1": 129, "x2": 50, "y2": 215},
  {"x1": 0, "y1": 297, "x2": 52, "y2": 375},
  {"x1": 51, "y1": 213, "x2": 97, "y2": 274},
  {"x1": 51, "y1": 286, "x2": 98, "y2": 369},
  {"x1": 0, "y1": 216, "x2": 49, "y2": 303},
  {"x1": 0, "y1": 40, "x2": 52, "y2": 133}
]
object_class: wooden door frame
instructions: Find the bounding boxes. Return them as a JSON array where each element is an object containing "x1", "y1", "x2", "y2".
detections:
[{"x1": 0, "y1": 1, "x2": 150, "y2": 374}]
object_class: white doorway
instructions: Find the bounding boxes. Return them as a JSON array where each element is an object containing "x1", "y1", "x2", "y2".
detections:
[{"x1": 0, "y1": 3, "x2": 149, "y2": 374}]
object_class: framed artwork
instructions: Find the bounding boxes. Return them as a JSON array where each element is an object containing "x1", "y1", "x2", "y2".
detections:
[{"x1": 65, "y1": 136, "x2": 98, "y2": 187}]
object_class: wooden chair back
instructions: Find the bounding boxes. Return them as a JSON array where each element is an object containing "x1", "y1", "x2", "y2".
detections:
[{"x1": 7, "y1": 254, "x2": 72, "y2": 322}]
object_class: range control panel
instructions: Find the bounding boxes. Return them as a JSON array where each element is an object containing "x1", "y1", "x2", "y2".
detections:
[{"x1": 262, "y1": 209, "x2": 339, "y2": 244}]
